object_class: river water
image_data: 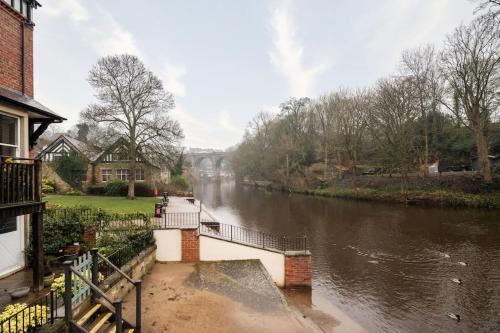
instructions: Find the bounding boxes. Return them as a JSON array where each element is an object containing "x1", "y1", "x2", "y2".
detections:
[{"x1": 194, "y1": 180, "x2": 500, "y2": 333}]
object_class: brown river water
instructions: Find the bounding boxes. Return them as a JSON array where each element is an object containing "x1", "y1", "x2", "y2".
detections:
[{"x1": 194, "y1": 180, "x2": 500, "y2": 333}]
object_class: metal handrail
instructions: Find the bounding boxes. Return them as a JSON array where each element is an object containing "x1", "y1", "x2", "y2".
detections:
[
  {"x1": 0, "y1": 291, "x2": 59, "y2": 333},
  {"x1": 95, "y1": 247, "x2": 142, "y2": 332},
  {"x1": 199, "y1": 221, "x2": 308, "y2": 253},
  {"x1": 67, "y1": 263, "x2": 115, "y2": 305},
  {"x1": 97, "y1": 252, "x2": 137, "y2": 284},
  {"x1": 64, "y1": 261, "x2": 124, "y2": 333}
]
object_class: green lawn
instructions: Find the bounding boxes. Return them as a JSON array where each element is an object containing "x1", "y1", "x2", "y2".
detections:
[{"x1": 44, "y1": 195, "x2": 159, "y2": 214}]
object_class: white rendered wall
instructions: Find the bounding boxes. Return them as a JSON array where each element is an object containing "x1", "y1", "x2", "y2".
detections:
[
  {"x1": 154, "y1": 229, "x2": 182, "y2": 262},
  {"x1": 199, "y1": 235, "x2": 285, "y2": 287}
]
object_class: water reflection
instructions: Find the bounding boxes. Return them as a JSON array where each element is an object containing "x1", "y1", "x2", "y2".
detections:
[{"x1": 194, "y1": 180, "x2": 500, "y2": 332}]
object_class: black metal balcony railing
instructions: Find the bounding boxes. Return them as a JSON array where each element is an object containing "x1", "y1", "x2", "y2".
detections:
[{"x1": 0, "y1": 156, "x2": 42, "y2": 207}]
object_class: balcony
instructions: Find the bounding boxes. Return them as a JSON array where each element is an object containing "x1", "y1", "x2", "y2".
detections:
[{"x1": 0, "y1": 156, "x2": 43, "y2": 218}]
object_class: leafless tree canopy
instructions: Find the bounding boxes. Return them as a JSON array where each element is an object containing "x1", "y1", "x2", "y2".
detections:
[
  {"x1": 82, "y1": 54, "x2": 183, "y2": 198},
  {"x1": 440, "y1": 16, "x2": 500, "y2": 181}
]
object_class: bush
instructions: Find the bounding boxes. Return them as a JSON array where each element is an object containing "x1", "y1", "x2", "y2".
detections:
[
  {"x1": 105, "y1": 180, "x2": 128, "y2": 196},
  {"x1": 42, "y1": 177, "x2": 56, "y2": 194},
  {"x1": 49, "y1": 153, "x2": 88, "y2": 189},
  {"x1": 87, "y1": 185, "x2": 105, "y2": 195},
  {"x1": 170, "y1": 175, "x2": 189, "y2": 190},
  {"x1": 135, "y1": 182, "x2": 153, "y2": 197},
  {"x1": 66, "y1": 189, "x2": 85, "y2": 196},
  {"x1": 43, "y1": 211, "x2": 84, "y2": 254}
]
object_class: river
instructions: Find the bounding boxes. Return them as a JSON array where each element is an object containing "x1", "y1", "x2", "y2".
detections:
[{"x1": 194, "y1": 180, "x2": 500, "y2": 333}]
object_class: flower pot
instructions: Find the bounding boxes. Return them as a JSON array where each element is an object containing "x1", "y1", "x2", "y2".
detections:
[
  {"x1": 63, "y1": 244, "x2": 81, "y2": 256},
  {"x1": 43, "y1": 272, "x2": 55, "y2": 287},
  {"x1": 10, "y1": 287, "x2": 30, "y2": 299}
]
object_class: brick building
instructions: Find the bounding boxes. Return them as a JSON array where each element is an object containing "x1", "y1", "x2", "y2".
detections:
[
  {"x1": 0, "y1": 0, "x2": 65, "y2": 289},
  {"x1": 36, "y1": 135, "x2": 170, "y2": 192}
]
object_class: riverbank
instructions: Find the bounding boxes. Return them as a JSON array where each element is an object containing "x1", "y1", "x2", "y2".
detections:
[{"x1": 242, "y1": 176, "x2": 500, "y2": 209}]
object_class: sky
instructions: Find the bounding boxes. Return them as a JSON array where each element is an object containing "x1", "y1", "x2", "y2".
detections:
[{"x1": 33, "y1": 0, "x2": 476, "y2": 150}]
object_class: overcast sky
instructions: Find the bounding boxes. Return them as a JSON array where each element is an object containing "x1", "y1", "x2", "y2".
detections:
[{"x1": 33, "y1": 0, "x2": 475, "y2": 149}]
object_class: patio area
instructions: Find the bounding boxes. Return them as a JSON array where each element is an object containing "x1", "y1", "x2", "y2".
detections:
[
  {"x1": 122, "y1": 261, "x2": 320, "y2": 333},
  {"x1": 0, "y1": 269, "x2": 51, "y2": 309}
]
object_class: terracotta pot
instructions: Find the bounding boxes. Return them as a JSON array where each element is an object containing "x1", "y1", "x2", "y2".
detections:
[
  {"x1": 43, "y1": 272, "x2": 55, "y2": 287},
  {"x1": 63, "y1": 244, "x2": 81, "y2": 256}
]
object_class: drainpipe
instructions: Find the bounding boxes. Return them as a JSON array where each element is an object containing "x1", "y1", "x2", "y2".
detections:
[{"x1": 21, "y1": 21, "x2": 26, "y2": 95}]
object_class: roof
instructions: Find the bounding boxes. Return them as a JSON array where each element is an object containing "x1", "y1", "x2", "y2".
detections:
[
  {"x1": 36, "y1": 134, "x2": 100, "y2": 160},
  {"x1": 92, "y1": 137, "x2": 160, "y2": 168},
  {"x1": 0, "y1": 86, "x2": 65, "y2": 122}
]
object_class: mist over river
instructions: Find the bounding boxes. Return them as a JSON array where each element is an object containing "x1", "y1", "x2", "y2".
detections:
[{"x1": 194, "y1": 180, "x2": 500, "y2": 332}]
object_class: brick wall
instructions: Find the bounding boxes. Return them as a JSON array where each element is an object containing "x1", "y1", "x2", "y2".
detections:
[
  {"x1": 181, "y1": 229, "x2": 199, "y2": 262},
  {"x1": 0, "y1": 3, "x2": 34, "y2": 96},
  {"x1": 284, "y1": 254, "x2": 312, "y2": 288}
]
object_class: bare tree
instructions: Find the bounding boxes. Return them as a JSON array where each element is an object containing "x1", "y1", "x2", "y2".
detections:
[
  {"x1": 335, "y1": 89, "x2": 371, "y2": 175},
  {"x1": 313, "y1": 95, "x2": 337, "y2": 180},
  {"x1": 440, "y1": 16, "x2": 500, "y2": 182},
  {"x1": 82, "y1": 54, "x2": 183, "y2": 199},
  {"x1": 401, "y1": 45, "x2": 442, "y2": 176},
  {"x1": 473, "y1": 0, "x2": 500, "y2": 20},
  {"x1": 371, "y1": 77, "x2": 419, "y2": 196}
]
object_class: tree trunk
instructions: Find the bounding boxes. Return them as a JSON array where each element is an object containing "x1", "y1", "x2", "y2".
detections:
[
  {"x1": 473, "y1": 125, "x2": 492, "y2": 182},
  {"x1": 423, "y1": 123, "x2": 429, "y2": 177},
  {"x1": 324, "y1": 145, "x2": 328, "y2": 180},
  {"x1": 128, "y1": 140, "x2": 136, "y2": 199}
]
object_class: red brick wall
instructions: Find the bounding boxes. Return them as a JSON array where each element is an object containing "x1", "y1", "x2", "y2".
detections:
[
  {"x1": 0, "y1": 3, "x2": 34, "y2": 96},
  {"x1": 285, "y1": 254, "x2": 312, "y2": 288},
  {"x1": 181, "y1": 229, "x2": 199, "y2": 262}
]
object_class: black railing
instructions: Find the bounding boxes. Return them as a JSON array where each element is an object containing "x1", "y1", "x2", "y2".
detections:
[
  {"x1": 199, "y1": 222, "x2": 308, "y2": 253},
  {"x1": 0, "y1": 156, "x2": 41, "y2": 207},
  {"x1": 0, "y1": 291, "x2": 62, "y2": 333},
  {"x1": 99, "y1": 230, "x2": 155, "y2": 281}
]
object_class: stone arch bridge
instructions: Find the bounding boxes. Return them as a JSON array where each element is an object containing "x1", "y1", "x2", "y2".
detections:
[{"x1": 185, "y1": 151, "x2": 232, "y2": 178}]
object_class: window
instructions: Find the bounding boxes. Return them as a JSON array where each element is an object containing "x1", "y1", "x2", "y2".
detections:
[
  {"x1": 101, "y1": 169, "x2": 112, "y2": 182},
  {"x1": 116, "y1": 169, "x2": 129, "y2": 181},
  {"x1": 0, "y1": 113, "x2": 18, "y2": 157},
  {"x1": 0, "y1": 217, "x2": 17, "y2": 234},
  {"x1": 135, "y1": 169, "x2": 145, "y2": 181}
]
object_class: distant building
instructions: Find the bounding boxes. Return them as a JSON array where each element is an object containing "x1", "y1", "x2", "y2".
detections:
[
  {"x1": 471, "y1": 155, "x2": 500, "y2": 172},
  {"x1": 36, "y1": 136, "x2": 170, "y2": 192},
  {"x1": 89, "y1": 137, "x2": 166, "y2": 189}
]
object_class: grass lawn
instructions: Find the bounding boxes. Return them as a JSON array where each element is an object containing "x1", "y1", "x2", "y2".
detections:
[{"x1": 44, "y1": 195, "x2": 159, "y2": 214}]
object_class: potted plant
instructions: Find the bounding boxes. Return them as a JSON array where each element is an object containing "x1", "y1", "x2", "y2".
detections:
[{"x1": 43, "y1": 256, "x2": 55, "y2": 287}]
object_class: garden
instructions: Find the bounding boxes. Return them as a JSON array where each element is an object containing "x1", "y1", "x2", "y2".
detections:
[{"x1": 0, "y1": 208, "x2": 156, "y2": 332}]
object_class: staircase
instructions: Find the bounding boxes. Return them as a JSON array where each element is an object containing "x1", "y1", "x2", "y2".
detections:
[
  {"x1": 63, "y1": 249, "x2": 142, "y2": 333},
  {"x1": 73, "y1": 302, "x2": 135, "y2": 333}
]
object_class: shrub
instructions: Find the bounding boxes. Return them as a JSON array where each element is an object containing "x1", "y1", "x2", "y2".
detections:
[
  {"x1": 49, "y1": 153, "x2": 88, "y2": 189},
  {"x1": 105, "y1": 180, "x2": 128, "y2": 196},
  {"x1": 135, "y1": 182, "x2": 153, "y2": 197},
  {"x1": 170, "y1": 175, "x2": 189, "y2": 190},
  {"x1": 43, "y1": 211, "x2": 84, "y2": 254},
  {"x1": 87, "y1": 185, "x2": 105, "y2": 195},
  {"x1": 66, "y1": 189, "x2": 85, "y2": 196},
  {"x1": 41, "y1": 177, "x2": 56, "y2": 194}
]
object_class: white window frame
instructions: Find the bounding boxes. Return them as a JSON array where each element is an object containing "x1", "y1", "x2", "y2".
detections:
[
  {"x1": 101, "y1": 169, "x2": 112, "y2": 182},
  {"x1": 0, "y1": 112, "x2": 20, "y2": 158},
  {"x1": 116, "y1": 169, "x2": 129, "y2": 181},
  {"x1": 135, "y1": 169, "x2": 145, "y2": 181}
]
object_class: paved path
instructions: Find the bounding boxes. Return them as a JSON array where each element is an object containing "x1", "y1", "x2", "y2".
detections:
[{"x1": 122, "y1": 261, "x2": 318, "y2": 333}]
